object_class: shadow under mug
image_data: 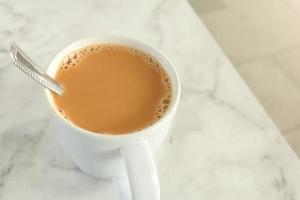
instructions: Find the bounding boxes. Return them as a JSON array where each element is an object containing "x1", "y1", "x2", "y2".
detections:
[{"x1": 45, "y1": 36, "x2": 181, "y2": 200}]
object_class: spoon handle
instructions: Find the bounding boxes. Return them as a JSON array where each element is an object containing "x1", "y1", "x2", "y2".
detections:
[{"x1": 10, "y1": 44, "x2": 63, "y2": 95}]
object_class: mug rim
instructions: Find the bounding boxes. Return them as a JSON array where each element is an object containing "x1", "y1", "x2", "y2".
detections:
[{"x1": 45, "y1": 35, "x2": 181, "y2": 140}]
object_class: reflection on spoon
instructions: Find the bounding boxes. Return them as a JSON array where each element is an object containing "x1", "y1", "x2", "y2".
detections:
[{"x1": 10, "y1": 44, "x2": 63, "y2": 95}]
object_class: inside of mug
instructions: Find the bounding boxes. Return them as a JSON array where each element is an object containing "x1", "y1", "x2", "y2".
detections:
[{"x1": 45, "y1": 36, "x2": 180, "y2": 137}]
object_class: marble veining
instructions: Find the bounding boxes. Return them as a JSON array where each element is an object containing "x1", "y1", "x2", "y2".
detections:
[{"x1": 1, "y1": 0, "x2": 300, "y2": 199}]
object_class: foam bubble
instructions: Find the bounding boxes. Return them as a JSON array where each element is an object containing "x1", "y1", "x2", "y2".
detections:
[
  {"x1": 163, "y1": 98, "x2": 170, "y2": 104},
  {"x1": 63, "y1": 57, "x2": 71, "y2": 65},
  {"x1": 70, "y1": 53, "x2": 77, "y2": 59},
  {"x1": 128, "y1": 48, "x2": 138, "y2": 55},
  {"x1": 58, "y1": 109, "x2": 70, "y2": 120}
]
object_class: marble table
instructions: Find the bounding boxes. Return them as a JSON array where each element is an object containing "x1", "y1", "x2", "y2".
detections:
[{"x1": 1, "y1": 0, "x2": 300, "y2": 199}]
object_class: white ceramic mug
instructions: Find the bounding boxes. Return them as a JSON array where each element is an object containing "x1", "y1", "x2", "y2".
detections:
[{"x1": 45, "y1": 36, "x2": 181, "y2": 200}]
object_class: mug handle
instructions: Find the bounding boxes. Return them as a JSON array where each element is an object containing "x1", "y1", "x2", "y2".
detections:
[{"x1": 118, "y1": 140, "x2": 160, "y2": 200}]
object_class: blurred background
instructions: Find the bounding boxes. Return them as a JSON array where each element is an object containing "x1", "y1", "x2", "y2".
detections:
[{"x1": 188, "y1": 0, "x2": 300, "y2": 157}]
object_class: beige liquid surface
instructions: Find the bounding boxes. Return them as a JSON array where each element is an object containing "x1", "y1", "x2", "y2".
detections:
[{"x1": 52, "y1": 44, "x2": 172, "y2": 134}]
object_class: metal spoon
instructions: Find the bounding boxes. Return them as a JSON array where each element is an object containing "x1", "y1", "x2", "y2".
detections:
[{"x1": 10, "y1": 44, "x2": 63, "y2": 95}]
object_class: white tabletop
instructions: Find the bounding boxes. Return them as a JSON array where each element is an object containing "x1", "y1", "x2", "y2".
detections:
[{"x1": 1, "y1": 0, "x2": 300, "y2": 199}]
